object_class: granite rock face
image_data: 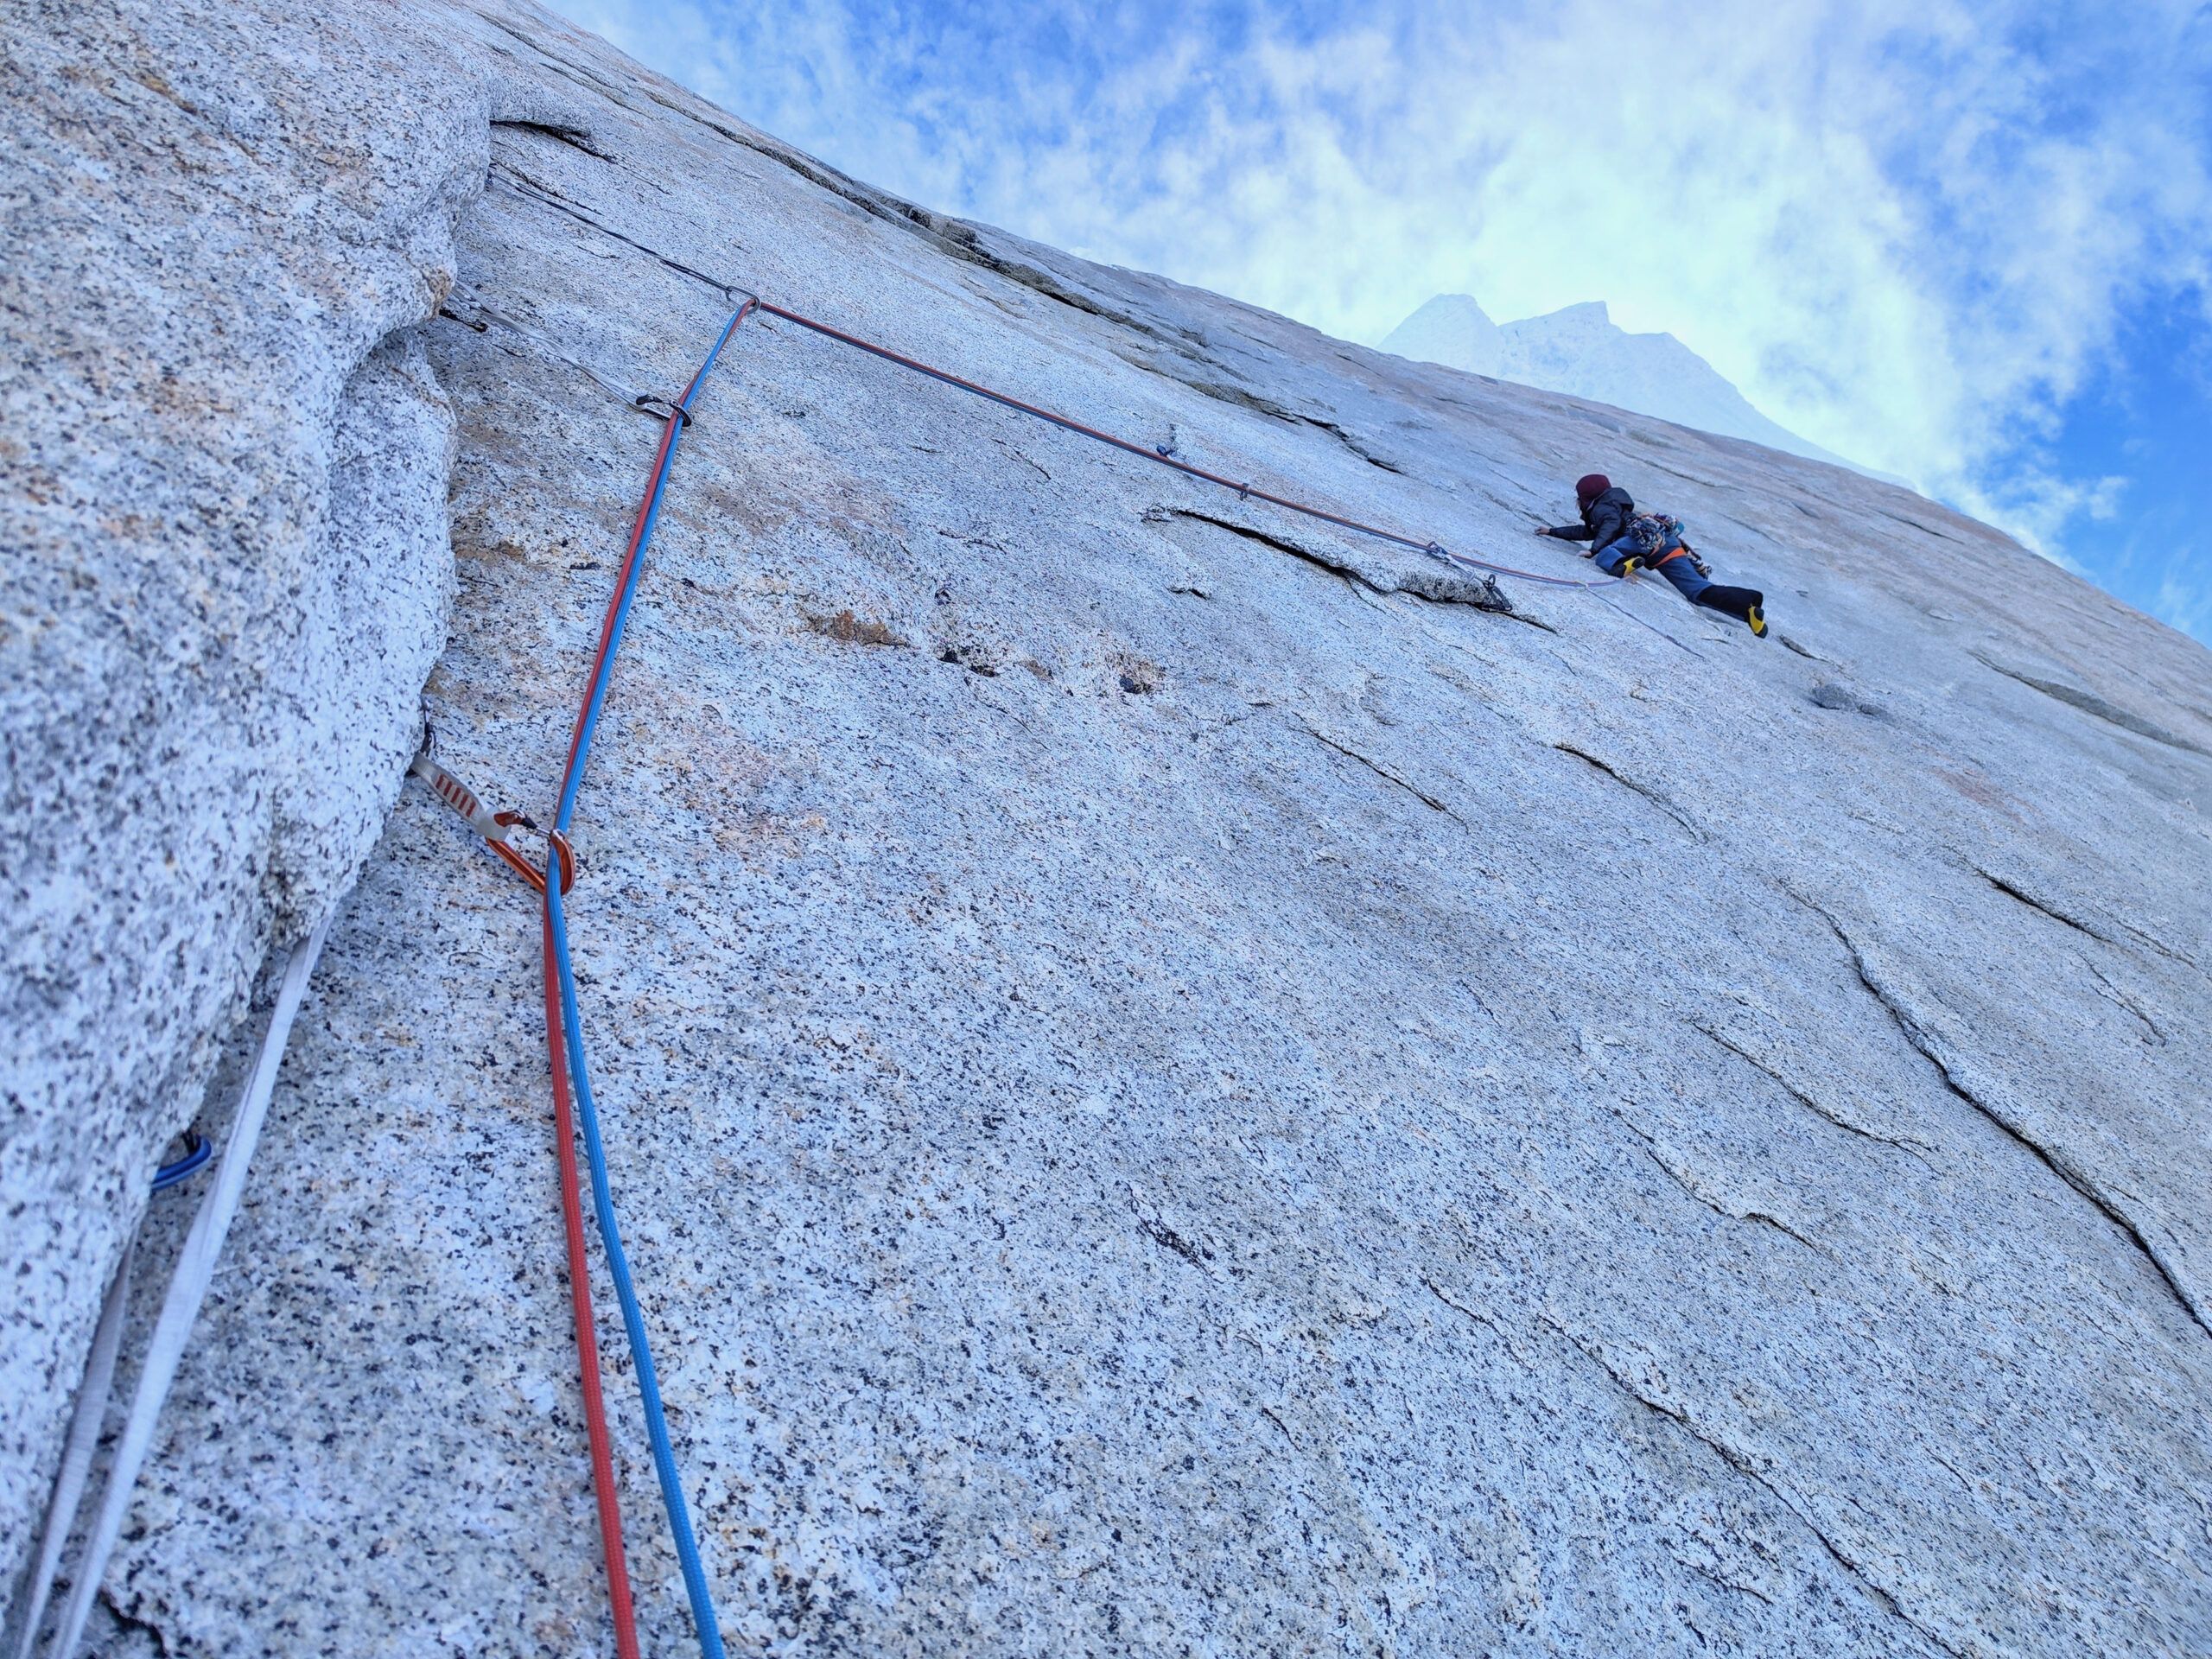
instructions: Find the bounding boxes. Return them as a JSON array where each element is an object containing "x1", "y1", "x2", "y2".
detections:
[
  {"x1": 0, "y1": 0, "x2": 486, "y2": 1586},
  {"x1": 6, "y1": 2, "x2": 2212, "y2": 1656}
]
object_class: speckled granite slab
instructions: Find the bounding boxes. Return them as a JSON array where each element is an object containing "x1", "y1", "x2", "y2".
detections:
[{"x1": 6, "y1": 2, "x2": 2210, "y2": 1653}]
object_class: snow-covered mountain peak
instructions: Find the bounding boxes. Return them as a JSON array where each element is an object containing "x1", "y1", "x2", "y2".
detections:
[
  {"x1": 1383, "y1": 291, "x2": 1890, "y2": 481},
  {"x1": 1541, "y1": 298, "x2": 1611, "y2": 325}
]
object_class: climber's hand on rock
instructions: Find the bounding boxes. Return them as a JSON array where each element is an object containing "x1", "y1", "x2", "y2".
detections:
[{"x1": 1532, "y1": 525, "x2": 1551, "y2": 537}]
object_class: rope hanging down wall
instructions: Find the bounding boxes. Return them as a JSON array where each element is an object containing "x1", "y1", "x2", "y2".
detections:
[
  {"x1": 29, "y1": 918, "x2": 334, "y2": 1659},
  {"x1": 13, "y1": 1133, "x2": 214, "y2": 1657},
  {"x1": 423, "y1": 285, "x2": 1694, "y2": 1658},
  {"x1": 742, "y1": 296, "x2": 1616, "y2": 592},
  {"x1": 536, "y1": 302, "x2": 753, "y2": 1659}
]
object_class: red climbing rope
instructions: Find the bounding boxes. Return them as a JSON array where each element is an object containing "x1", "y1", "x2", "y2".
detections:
[
  {"x1": 541, "y1": 916, "x2": 642, "y2": 1659},
  {"x1": 541, "y1": 304, "x2": 753, "y2": 1659},
  {"x1": 744, "y1": 298, "x2": 1611, "y2": 592},
  {"x1": 406, "y1": 753, "x2": 635, "y2": 1656}
]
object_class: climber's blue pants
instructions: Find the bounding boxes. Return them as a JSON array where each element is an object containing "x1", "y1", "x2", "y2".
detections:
[{"x1": 1595, "y1": 535, "x2": 1713, "y2": 605}]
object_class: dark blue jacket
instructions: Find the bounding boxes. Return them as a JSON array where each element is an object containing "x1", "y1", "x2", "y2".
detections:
[{"x1": 1547, "y1": 486, "x2": 1635, "y2": 552}]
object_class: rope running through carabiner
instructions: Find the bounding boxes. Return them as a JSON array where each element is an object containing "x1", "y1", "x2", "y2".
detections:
[
  {"x1": 500, "y1": 280, "x2": 1712, "y2": 1658},
  {"x1": 540, "y1": 300, "x2": 755, "y2": 1659}
]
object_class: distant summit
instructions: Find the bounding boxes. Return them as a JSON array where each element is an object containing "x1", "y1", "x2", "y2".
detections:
[{"x1": 1382, "y1": 294, "x2": 1887, "y2": 480}]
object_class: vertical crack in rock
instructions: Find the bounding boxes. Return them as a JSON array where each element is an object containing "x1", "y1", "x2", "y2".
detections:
[
  {"x1": 1300, "y1": 416, "x2": 1407, "y2": 474},
  {"x1": 1120, "y1": 358, "x2": 1414, "y2": 474},
  {"x1": 1681, "y1": 1557, "x2": 1778, "y2": 1608},
  {"x1": 1178, "y1": 378, "x2": 1317, "y2": 428},
  {"x1": 1964, "y1": 868, "x2": 2179, "y2": 1041},
  {"x1": 487, "y1": 163, "x2": 735, "y2": 296},
  {"x1": 1169, "y1": 507, "x2": 1382, "y2": 592},
  {"x1": 642, "y1": 91, "x2": 988, "y2": 264},
  {"x1": 435, "y1": 294, "x2": 641, "y2": 410},
  {"x1": 1547, "y1": 1321, "x2": 1968, "y2": 1659},
  {"x1": 1165, "y1": 509, "x2": 1513, "y2": 614},
  {"x1": 1293, "y1": 715, "x2": 1465, "y2": 824},
  {"x1": 2111, "y1": 917, "x2": 2211, "y2": 982},
  {"x1": 1968, "y1": 866, "x2": 2110, "y2": 944},
  {"x1": 1690, "y1": 1021, "x2": 1936, "y2": 1163},
  {"x1": 1639, "y1": 459, "x2": 1723, "y2": 490},
  {"x1": 1550, "y1": 744, "x2": 1704, "y2": 840},
  {"x1": 489, "y1": 116, "x2": 612, "y2": 160},
  {"x1": 1605, "y1": 1107, "x2": 1828, "y2": 1253},
  {"x1": 1969, "y1": 652, "x2": 2208, "y2": 755},
  {"x1": 1135, "y1": 1217, "x2": 1212, "y2": 1271},
  {"x1": 1420, "y1": 1276, "x2": 1545, "y2": 1373},
  {"x1": 1128, "y1": 1186, "x2": 1216, "y2": 1272},
  {"x1": 1382, "y1": 583, "x2": 1554, "y2": 642},
  {"x1": 1421, "y1": 1275, "x2": 1501, "y2": 1332},
  {"x1": 2080, "y1": 958, "x2": 2168, "y2": 1046},
  {"x1": 1789, "y1": 891, "x2": 2211, "y2": 1341},
  {"x1": 1873, "y1": 508, "x2": 1965, "y2": 545},
  {"x1": 993, "y1": 440, "x2": 1051, "y2": 482}
]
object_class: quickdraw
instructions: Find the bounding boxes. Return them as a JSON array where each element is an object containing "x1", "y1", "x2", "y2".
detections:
[
  {"x1": 409, "y1": 740, "x2": 575, "y2": 896},
  {"x1": 402, "y1": 275, "x2": 1707, "y2": 1659},
  {"x1": 632, "y1": 391, "x2": 697, "y2": 430}
]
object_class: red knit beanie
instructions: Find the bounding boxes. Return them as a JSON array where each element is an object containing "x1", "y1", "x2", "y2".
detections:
[{"x1": 1575, "y1": 473, "x2": 1611, "y2": 505}]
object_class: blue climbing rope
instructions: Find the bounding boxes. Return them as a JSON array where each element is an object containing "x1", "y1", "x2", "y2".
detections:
[
  {"x1": 150, "y1": 1132, "x2": 211, "y2": 1192},
  {"x1": 543, "y1": 301, "x2": 753, "y2": 1659},
  {"x1": 545, "y1": 876, "x2": 723, "y2": 1659}
]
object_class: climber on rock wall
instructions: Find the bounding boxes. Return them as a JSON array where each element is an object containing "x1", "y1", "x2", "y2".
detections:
[{"x1": 1535, "y1": 472, "x2": 1768, "y2": 637}]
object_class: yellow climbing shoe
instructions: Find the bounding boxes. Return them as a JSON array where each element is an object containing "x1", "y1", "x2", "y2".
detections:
[
  {"x1": 1747, "y1": 599, "x2": 1768, "y2": 637},
  {"x1": 1616, "y1": 556, "x2": 1643, "y2": 579}
]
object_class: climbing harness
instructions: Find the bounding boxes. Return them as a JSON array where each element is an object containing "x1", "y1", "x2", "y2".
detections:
[{"x1": 33, "y1": 915, "x2": 333, "y2": 1659}]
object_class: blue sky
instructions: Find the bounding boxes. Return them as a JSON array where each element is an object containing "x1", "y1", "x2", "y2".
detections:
[{"x1": 569, "y1": 0, "x2": 2212, "y2": 643}]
